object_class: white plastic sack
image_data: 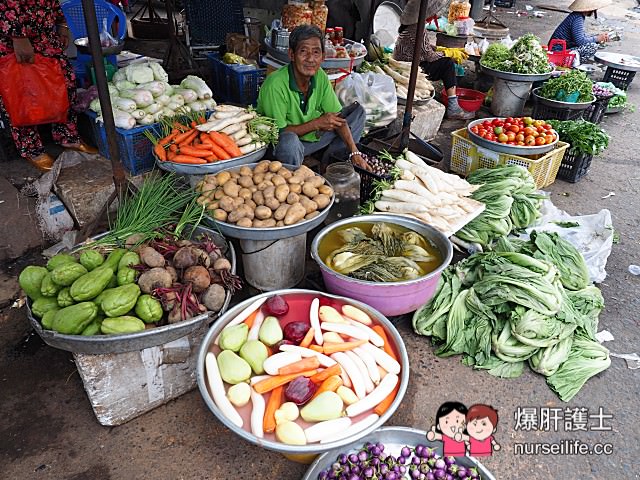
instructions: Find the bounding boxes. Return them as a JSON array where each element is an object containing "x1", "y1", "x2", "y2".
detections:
[
  {"x1": 516, "y1": 198, "x2": 614, "y2": 284},
  {"x1": 335, "y1": 72, "x2": 397, "y2": 128}
]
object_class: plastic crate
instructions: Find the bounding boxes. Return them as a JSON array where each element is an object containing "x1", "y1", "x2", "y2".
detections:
[
  {"x1": 582, "y1": 94, "x2": 612, "y2": 124},
  {"x1": 450, "y1": 128, "x2": 570, "y2": 189},
  {"x1": 556, "y1": 148, "x2": 593, "y2": 183},
  {"x1": 602, "y1": 67, "x2": 636, "y2": 91},
  {"x1": 531, "y1": 102, "x2": 587, "y2": 121},
  {"x1": 86, "y1": 111, "x2": 160, "y2": 175},
  {"x1": 206, "y1": 53, "x2": 266, "y2": 106}
]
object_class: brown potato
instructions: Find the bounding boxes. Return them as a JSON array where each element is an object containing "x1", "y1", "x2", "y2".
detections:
[
  {"x1": 288, "y1": 174, "x2": 305, "y2": 185},
  {"x1": 238, "y1": 187, "x2": 252, "y2": 200},
  {"x1": 253, "y1": 173, "x2": 265, "y2": 185},
  {"x1": 274, "y1": 203, "x2": 290, "y2": 221},
  {"x1": 306, "y1": 175, "x2": 325, "y2": 188},
  {"x1": 289, "y1": 183, "x2": 302, "y2": 194},
  {"x1": 284, "y1": 203, "x2": 306, "y2": 225},
  {"x1": 299, "y1": 196, "x2": 318, "y2": 215},
  {"x1": 255, "y1": 206, "x2": 273, "y2": 220},
  {"x1": 318, "y1": 185, "x2": 334, "y2": 196},
  {"x1": 238, "y1": 176, "x2": 253, "y2": 188},
  {"x1": 212, "y1": 209, "x2": 227, "y2": 222},
  {"x1": 302, "y1": 182, "x2": 320, "y2": 198},
  {"x1": 253, "y1": 218, "x2": 277, "y2": 228},
  {"x1": 245, "y1": 199, "x2": 257, "y2": 210},
  {"x1": 296, "y1": 165, "x2": 316, "y2": 179},
  {"x1": 263, "y1": 185, "x2": 276, "y2": 199},
  {"x1": 249, "y1": 185, "x2": 258, "y2": 193},
  {"x1": 252, "y1": 191, "x2": 265, "y2": 206},
  {"x1": 205, "y1": 189, "x2": 217, "y2": 200},
  {"x1": 269, "y1": 161, "x2": 283, "y2": 172},
  {"x1": 265, "y1": 197, "x2": 280, "y2": 211},
  {"x1": 214, "y1": 188, "x2": 226, "y2": 200},
  {"x1": 275, "y1": 184, "x2": 290, "y2": 203},
  {"x1": 230, "y1": 171, "x2": 240, "y2": 180},
  {"x1": 195, "y1": 180, "x2": 205, "y2": 192},
  {"x1": 264, "y1": 172, "x2": 274, "y2": 181},
  {"x1": 277, "y1": 168, "x2": 293, "y2": 179},
  {"x1": 312, "y1": 194, "x2": 331, "y2": 209},
  {"x1": 305, "y1": 211, "x2": 320, "y2": 220},
  {"x1": 271, "y1": 174, "x2": 286, "y2": 186},
  {"x1": 239, "y1": 166, "x2": 253, "y2": 176},
  {"x1": 257, "y1": 181, "x2": 274, "y2": 191},
  {"x1": 286, "y1": 192, "x2": 300, "y2": 205},
  {"x1": 254, "y1": 160, "x2": 270, "y2": 174},
  {"x1": 232, "y1": 196, "x2": 245, "y2": 209},
  {"x1": 216, "y1": 171, "x2": 231, "y2": 186},
  {"x1": 206, "y1": 200, "x2": 219, "y2": 211},
  {"x1": 196, "y1": 196, "x2": 211, "y2": 207},
  {"x1": 228, "y1": 205, "x2": 253, "y2": 223},
  {"x1": 276, "y1": 220, "x2": 285, "y2": 227},
  {"x1": 237, "y1": 217, "x2": 253, "y2": 227},
  {"x1": 223, "y1": 181, "x2": 240, "y2": 198},
  {"x1": 219, "y1": 196, "x2": 235, "y2": 212}
]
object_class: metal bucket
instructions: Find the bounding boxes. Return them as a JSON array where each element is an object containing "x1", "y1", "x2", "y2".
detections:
[
  {"x1": 491, "y1": 77, "x2": 533, "y2": 117},
  {"x1": 239, "y1": 233, "x2": 306, "y2": 291}
]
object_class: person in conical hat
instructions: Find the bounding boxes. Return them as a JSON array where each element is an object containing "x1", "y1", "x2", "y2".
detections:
[
  {"x1": 394, "y1": 0, "x2": 474, "y2": 120},
  {"x1": 550, "y1": 0, "x2": 612, "y2": 60}
]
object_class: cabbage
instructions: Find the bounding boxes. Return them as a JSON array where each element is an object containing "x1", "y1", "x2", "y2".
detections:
[
  {"x1": 143, "y1": 103, "x2": 162, "y2": 115},
  {"x1": 160, "y1": 107, "x2": 175, "y2": 118},
  {"x1": 169, "y1": 94, "x2": 185, "y2": 107},
  {"x1": 138, "y1": 81, "x2": 166, "y2": 97},
  {"x1": 163, "y1": 83, "x2": 175, "y2": 96},
  {"x1": 173, "y1": 88, "x2": 198, "y2": 103},
  {"x1": 112, "y1": 97, "x2": 138, "y2": 113},
  {"x1": 166, "y1": 101, "x2": 183, "y2": 111},
  {"x1": 188, "y1": 100, "x2": 207, "y2": 112},
  {"x1": 119, "y1": 89, "x2": 154, "y2": 108},
  {"x1": 156, "y1": 94, "x2": 171, "y2": 106},
  {"x1": 114, "y1": 80, "x2": 136, "y2": 91},
  {"x1": 148, "y1": 61, "x2": 168, "y2": 82},
  {"x1": 131, "y1": 109, "x2": 146, "y2": 120},
  {"x1": 89, "y1": 98, "x2": 102, "y2": 113},
  {"x1": 112, "y1": 69, "x2": 126, "y2": 83},
  {"x1": 125, "y1": 64, "x2": 154, "y2": 84},
  {"x1": 529, "y1": 336, "x2": 573, "y2": 376},
  {"x1": 202, "y1": 98, "x2": 217, "y2": 110},
  {"x1": 180, "y1": 75, "x2": 212, "y2": 100},
  {"x1": 97, "y1": 109, "x2": 136, "y2": 129},
  {"x1": 138, "y1": 114, "x2": 156, "y2": 125},
  {"x1": 108, "y1": 84, "x2": 119, "y2": 97}
]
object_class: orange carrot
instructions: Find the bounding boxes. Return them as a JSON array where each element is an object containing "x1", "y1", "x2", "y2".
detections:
[
  {"x1": 311, "y1": 375, "x2": 343, "y2": 399},
  {"x1": 167, "y1": 150, "x2": 177, "y2": 161},
  {"x1": 278, "y1": 356, "x2": 320, "y2": 376},
  {"x1": 374, "y1": 384, "x2": 399, "y2": 416},
  {"x1": 158, "y1": 131, "x2": 178, "y2": 147},
  {"x1": 169, "y1": 143, "x2": 179, "y2": 153},
  {"x1": 190, "y1": 120, "x2": 198, "y2": 128},
  {"x1": 170, "y1": 155, "x2": 207, "y2": 164},
  {"x1": 263, "y1": 385, "x2": 284, "y2": 434},
  {"x1": 243, "y1": 309, "x2": 260, "y2": 328},
  {"x1": 205, "y1": 155, "x2": 218, "y2": 163},
  {"x1": 372, "y1": 326, "x2": 397, "y2": 359},
  {"x1": 322, "y1": 339, "x2": 367, "y2": 355},
  {"x1": 173, "y1": 128, "x2": 196, "y2": 144},
  {"x1": 178, "y1": 130, "x2": 198, "y2": 146},
  {"x1": 193, "y1": 143, "x2": 214, "y2": 151},
  {"x1": 208, "y1": 133, "x2": 231, "y2": 160},
  {"x1": 309, "y1": 363, "x2": 342, "y2": 384},
  {"x1": 253, "y1": 370, "x2": 318, "y2": 394},
  {"x1": 178, "y1": 146, "x2": 214, "y2": 158},
  {"x1": 173, "y1": 121, "x2": 189, "y2": 132},
  {"x1": 154, "y1": 143, "x2": 167, "y2": 161},
  {"x1": 309, "y1": 345, "x2": 324, "y2": 353},
  {"x1": 210, "y1": 131, "x2": 243, "y2": 157},
  {"x1": 299, "y1": 328, "x2": 315, "y2": 348}
]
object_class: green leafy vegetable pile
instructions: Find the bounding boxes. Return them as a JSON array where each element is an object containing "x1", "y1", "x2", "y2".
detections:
[
  {"x1": 539, "y1": 70, "x2": 594, "y2": 102},
  {"x1": 480, "y1": 34, "x2": 552, "y2": 74},
  {"x1": 413, "y1": 232, "x2": 610, "y2": 402},
  {"x1": 547, "y1": 119, "x2": 610, "y2": 156},
  {"x1": 454, "y1": 165, "x2": 545, "y2": 249}
]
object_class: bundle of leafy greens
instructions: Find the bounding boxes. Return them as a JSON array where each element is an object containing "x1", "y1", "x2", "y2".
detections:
[
  {"x1": 547, "y1": 119, "x2": 610, "y2": 156},
  {"x1": 480, "y1": 34, "x2": 552, "y2": 74},
  {"x1": 539, "y1": 69, "x2": 593, "y2": 102},
  {"x1": 412, "y1": 235, "x2": 609, "y2": 402},
  {"x1": 454, "y1": 165, "x2": 545, "y2": 249}
]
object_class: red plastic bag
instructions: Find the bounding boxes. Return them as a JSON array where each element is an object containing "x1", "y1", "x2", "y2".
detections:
[{"x1": 0, "y1": 54, "x2": 70, "y2": 127}]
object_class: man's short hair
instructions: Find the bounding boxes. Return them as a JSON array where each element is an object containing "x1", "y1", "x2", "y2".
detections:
[{"x1": 289, "y1": 25, "x2": 324, "y2": 53}]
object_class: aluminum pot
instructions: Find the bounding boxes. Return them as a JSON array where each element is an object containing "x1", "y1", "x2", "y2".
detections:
[
  {"x1": 310, "y1": 214, "x2": 453, "y2": 316},
  {"x1": 196, "y1": 289, "x2": 409, "y2": 460}
]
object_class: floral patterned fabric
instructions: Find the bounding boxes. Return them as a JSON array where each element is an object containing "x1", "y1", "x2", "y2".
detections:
[{"x1": 0, "y1": 0, "x2": 79, "y2": 160}]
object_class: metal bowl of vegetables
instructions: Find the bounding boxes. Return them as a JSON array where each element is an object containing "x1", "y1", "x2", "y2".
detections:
[
  {"x1": 74, "y1": 37, "x2": 124, "y2": 56},
  {"x1": 532, "y1": 87, "x2": 595, "y2": 110},
  {"x1": 480, "y1": 64, "x2": 552, "y2": 83},
  {"x1": 302, "y1": 426, "x2": 496, "y2": 480},
  {"x1": 154, "y1": 146, "x2": 267, "y2": 175},
  {"x1": 310, "y1": 214, "x2": 453, "y2": 317},
  {"x1": 466, "y1": 117, "x2": 559, "y2": 156},
  {"x1": 196, "y1": 289, "x2": 410, "y2": 459}
]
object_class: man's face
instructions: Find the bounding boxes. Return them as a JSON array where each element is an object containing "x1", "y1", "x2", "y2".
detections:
[{"x1": 289, "y1": 37, "x2": 323, "y2": 79}]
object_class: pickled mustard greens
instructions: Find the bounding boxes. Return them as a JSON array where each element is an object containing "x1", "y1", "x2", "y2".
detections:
[{"x1": 324, "y1": 223, "x2": 440, "y2": 282}]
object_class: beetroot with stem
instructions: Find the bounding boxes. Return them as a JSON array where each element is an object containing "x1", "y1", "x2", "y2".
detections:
[
  {"x1": 153, "y1": 283, "x2": 205, "y2": 322},
  {"x1": 264, "y1": 295, "x2": 289, "y2": 316}
]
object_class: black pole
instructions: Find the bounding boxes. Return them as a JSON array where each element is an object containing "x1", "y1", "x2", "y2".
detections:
[
  {"x1": 401, "y1": 0, "x2": 429, "y2": 149},
  {"x1": 80, "y1": 0, "x2": 126, "y2": 193}
]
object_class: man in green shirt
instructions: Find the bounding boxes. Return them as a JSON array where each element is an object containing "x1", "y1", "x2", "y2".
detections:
[{"x1": 257, "y1": 25, "x2": 367, "y2": 168}]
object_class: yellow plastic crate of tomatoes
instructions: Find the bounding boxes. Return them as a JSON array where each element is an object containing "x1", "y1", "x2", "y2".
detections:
[{"x1": 450, "y1": 128, "x2": 570, "y2": 189}]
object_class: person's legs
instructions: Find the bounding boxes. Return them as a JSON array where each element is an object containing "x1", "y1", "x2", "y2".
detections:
[
  {"x1": 422, "y1": 57, "x2": 474, "y2": 120},
  {"x1": 575, "y1": 43, "x2": 598, "y2": 61},
  {"x1": 323, "y1": 103, "x2": 366, "y2": 162},
  {"x1": 52, "y1": 57, "x2": 82, "y2": 147},
  {"x1": 274, "y1": 131, "x2": 305, "y2": 166}
]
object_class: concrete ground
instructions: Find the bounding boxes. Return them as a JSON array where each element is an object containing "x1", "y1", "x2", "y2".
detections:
[{"x1": 1, "y1": 1, "x2": 639, "y2": 479}]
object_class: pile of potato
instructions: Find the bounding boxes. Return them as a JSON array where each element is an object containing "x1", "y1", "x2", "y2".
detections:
[{"x1": 196, "y1": 161, "x2": 334, "y2": 228}]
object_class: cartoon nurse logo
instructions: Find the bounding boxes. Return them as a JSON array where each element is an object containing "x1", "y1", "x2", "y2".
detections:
[{"x1": 427, "y1": 402, "x2": 501, "y2": 457}]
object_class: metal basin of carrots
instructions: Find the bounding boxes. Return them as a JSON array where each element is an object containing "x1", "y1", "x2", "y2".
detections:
[{"x1": 196, "y1": 289, "x2": 409, "y2": 464}]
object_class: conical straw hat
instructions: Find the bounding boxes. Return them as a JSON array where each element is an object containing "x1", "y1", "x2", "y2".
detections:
[{"x1": 568, "y1": 0, "x2": 611, "y2": 12}]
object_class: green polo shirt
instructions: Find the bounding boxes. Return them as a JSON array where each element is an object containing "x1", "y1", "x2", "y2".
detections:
[{"x1": 257, "y1": 64, "x2": 342, "y2": 142}]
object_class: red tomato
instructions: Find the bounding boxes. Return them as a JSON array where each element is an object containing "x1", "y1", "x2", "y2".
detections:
[
  {"x1": 498, "y1": 133, "x2": 509, "y2": 143},
  {"x1": 523, "y1": 127, "x2": 536, "y2": 136},
  {"x1": 525, "y1": 135, "x2": 536, "y2": 146},
  {"x1": 506, "y1": 131, "x2": 516, "y2": 142},
  {"x1": 509, "y1": 125, "x2": 520, "y2": 133},
  {"x1": 506, "y1": 117, "x2": 515, "y2": 124},
  {"x1": 533, "y1": 120, "x2": 545, "y2": 127},
  {"x1": 517, "y1": 141, "x2": 525, "y2": 146},
  {"x1": 471, "y1": 126, "x2": 479, "y2": 133},
  {"x1": 492, "y1": 118, "x2": 502, "y2": 126},
  {"x1": 536, "y1": 126, "x2": 545, "y2": 134},
  {"x1": 535, "y1": 136, "x2": 546, "y2": 146},
  {"x1": 486, "y1": 133, "x2": 496, "y2": 141},
  {"x1": 545, "y1": 134, "x2": 555, "y2": 144},
  {"x1": 516, "y1": 133, "x2": 525, "y2": 143}
]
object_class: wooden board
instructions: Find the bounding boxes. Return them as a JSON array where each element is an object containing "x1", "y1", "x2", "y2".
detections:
[{"x1": 73, "y1": 324, "x2": 207, "y2": 426}]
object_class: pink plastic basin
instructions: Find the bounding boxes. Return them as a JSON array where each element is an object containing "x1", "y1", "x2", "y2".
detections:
[{"x1": 310, "y1": 214, "x2": 453, "y2": 317}]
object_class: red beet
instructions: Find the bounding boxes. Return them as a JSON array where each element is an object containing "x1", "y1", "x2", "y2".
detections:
[
  {"x1": 284, "y1": 376, "x2": 317, "y2": 405},
  {"x1": 263, "y1": 295, "x2": 289, "y2": 316},
  {"x1": 283, "y1": 321, "x2": 310, "y2": 344}
]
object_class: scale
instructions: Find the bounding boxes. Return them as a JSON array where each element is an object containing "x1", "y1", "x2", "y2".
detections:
[{"x1": 473, "y1": 0, "x2": 509, "y2": 39}]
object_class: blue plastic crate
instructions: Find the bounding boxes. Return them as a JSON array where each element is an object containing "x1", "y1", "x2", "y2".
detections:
[
  {"x1": 206, "y1": 53, "x2": 266, "y2": 106},
  {"x1": 86, "y1": 111, "x2": 160, "y2": 175}
]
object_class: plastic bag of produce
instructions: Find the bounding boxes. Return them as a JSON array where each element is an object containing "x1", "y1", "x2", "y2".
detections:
[{"x1": 335, "y1": 72, "x2": 397, "y2": 128}]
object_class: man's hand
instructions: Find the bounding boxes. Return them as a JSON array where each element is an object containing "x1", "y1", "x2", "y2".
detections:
[
  {"x1": 597, "y1": 32, "x2": 609, "y2": 43},
  {"x1": 350, "y1": 153, "x2": 369, "y2": 171},
  {"x1": 13, "y1": 38, "x2": 34, "y2": 64},
  {"x1": 314, "y1": 112, "x2": 346, "y2": 132},
  {"x1": 58, "y1": 25, "x2": 70, "y2": 49}
]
